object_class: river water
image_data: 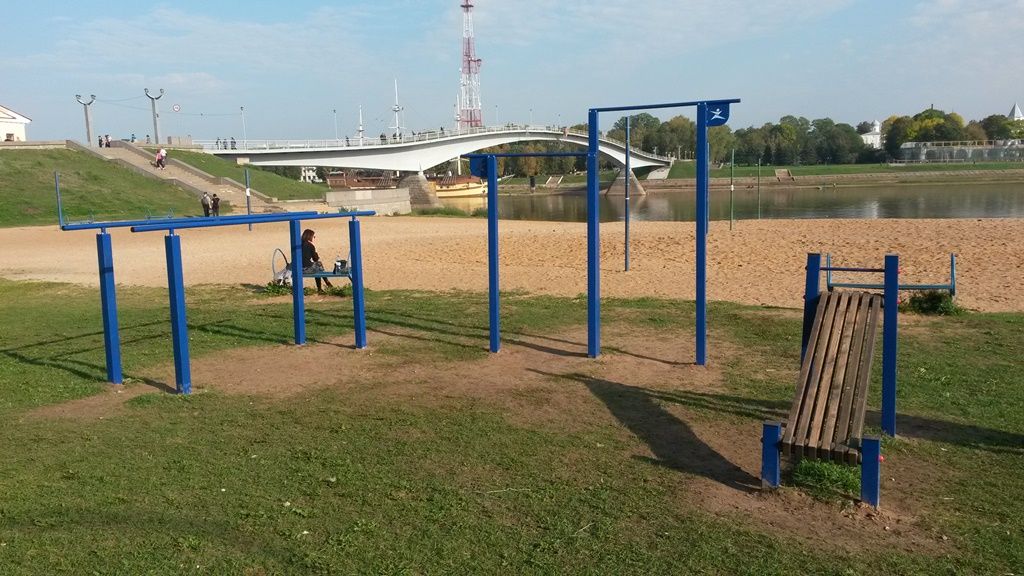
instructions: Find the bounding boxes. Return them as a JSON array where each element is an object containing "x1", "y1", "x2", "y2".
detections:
[{"x1": 444, "y1": 182, "x2": 1024, "y2": 222}]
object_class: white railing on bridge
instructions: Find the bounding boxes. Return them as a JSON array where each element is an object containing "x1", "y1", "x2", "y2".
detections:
[{"x1": 196, "y1": 124, "x2": 672, "y2": 162}]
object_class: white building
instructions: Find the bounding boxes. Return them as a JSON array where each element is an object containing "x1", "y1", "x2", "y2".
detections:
[
  {"x1": 1010, "y1": 103, "x2": 1024, "y2": 121},
  {"x1": 299, "y1": 166, "x2": 322, "y2": 183},
  {"x1": 0, "y1": 105, "x2": 31, "y2": 142},
  {"x1": 860, "y1": 119, "x2": 882, "y2": 149}
]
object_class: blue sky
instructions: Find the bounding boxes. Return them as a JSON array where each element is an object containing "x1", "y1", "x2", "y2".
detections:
[{"x1": 5, "y1": 1, "x2": 1024, "y2": 141}]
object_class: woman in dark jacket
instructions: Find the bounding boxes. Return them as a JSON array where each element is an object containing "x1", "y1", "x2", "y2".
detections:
[{"x1": 301, "y1": 229, "x2": 333, "y2": 292}]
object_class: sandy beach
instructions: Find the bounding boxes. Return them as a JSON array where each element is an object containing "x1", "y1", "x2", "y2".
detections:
[{"x1": 0, "y1": 217, "x2": 1021, "y2": 312}]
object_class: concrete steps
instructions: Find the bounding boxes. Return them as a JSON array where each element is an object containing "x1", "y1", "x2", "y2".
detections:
[{"x1": 96, "y1": 143, "x2": 281, "y2": 213}]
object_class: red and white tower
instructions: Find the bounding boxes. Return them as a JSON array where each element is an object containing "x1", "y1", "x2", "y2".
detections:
[{"x1": 458, "y1": 1, "x2": 483, "y2": 129}]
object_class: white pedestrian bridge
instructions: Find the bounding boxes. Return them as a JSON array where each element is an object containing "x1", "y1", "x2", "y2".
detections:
[{"x1": 200, "y1": 125, "x2": 672, "y2": 172}]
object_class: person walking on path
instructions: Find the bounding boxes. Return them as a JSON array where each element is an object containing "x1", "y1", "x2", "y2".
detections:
[
  {"x1": 201, "y1": 192, "x2": 212, "y2": 217},
  {"x1": 211, "y1": 194, "x2": 220, "y2": 217},
  {"x1": 156, "y1": 147, "x2": 168, "y2": 170}
]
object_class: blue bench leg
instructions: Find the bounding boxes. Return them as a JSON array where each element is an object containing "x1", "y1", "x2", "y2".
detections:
[
  {"x1": 761, "y1": 422, "x2": 782, "y2": 489},
  {"x1": 861, "y1": 436, "x2": 881, "y2": 509}
]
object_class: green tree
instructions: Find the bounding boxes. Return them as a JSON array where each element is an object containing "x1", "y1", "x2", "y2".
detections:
[
  {"x1": 980, "y1": 114, "x2": 1013, "y2": 139},
  {"x1": 884, "y1": 116, "x2": 914, "y2": 158}
]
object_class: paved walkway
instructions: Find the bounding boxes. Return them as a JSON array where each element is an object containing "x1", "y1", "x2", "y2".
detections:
[
  {"x1": 98, "y1": 144, "x2": 292, "y2": 214},
  {"x1": 646, "y1": 161, "x2": 673, "y2": 180}
]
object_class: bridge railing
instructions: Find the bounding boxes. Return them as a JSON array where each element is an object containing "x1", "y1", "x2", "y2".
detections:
[{"x1": 194, "y1": 125, "x2": 673, "y2": 162}]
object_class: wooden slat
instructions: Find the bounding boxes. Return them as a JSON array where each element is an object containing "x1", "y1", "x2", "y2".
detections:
[
  {"x1": 831, "y1": 293, "x2": 871, "y2": 453},
  {"x1": 847, "y1": 295, "x2": 883, "y2": 448},
  {"x1": 787, "y1": 292, "x2": 841, "y2": 456},
  {"x1": 818, "y1": 292, "x2": 861, "y2": 458},
  {"x1": 805, "y1": 291, "x2": 851, "y2": 459},
  {"x1": 781, "y1": 293, "x2": 830, "y2": 456}
]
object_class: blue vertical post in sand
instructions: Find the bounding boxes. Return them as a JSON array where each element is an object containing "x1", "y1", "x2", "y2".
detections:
[
  {"x1": 486, "y1": 155, "x2": 501, "y2": 353},
  {"x1": 586, "y1": 109, "x2": 601, "y2": 358},
  {"x1": 695, "y1": 102, "x2": 709, "y2": 365},
  {"x1": 290, "y1": 220, "x2": 306, "y2": 345},
  {"x1": 624, "y1": 117, "x2": 631, "y2": 272},
  {"x1": 348, "y1": 218, "x2": 367, "y2": 349},
  {"x1": 164, "y1": 233, "x2": 191, "y2": 393},
  {"x1": 882, "y1": 254, "x2": 899, "y2": 436},
  {"x1": 96, "y1": 231, "x2": 123, "y2": 384},
  {"x1": 245, "y1": 169, "x2": 253, "y2": 231},
  {"x1": 801, "y1": 253, "x2": 822, "y2": 362}
]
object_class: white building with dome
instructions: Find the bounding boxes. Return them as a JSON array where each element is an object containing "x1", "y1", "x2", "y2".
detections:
[{"x1": 860, "y1": 119, "x2": 882, "y2": 149}]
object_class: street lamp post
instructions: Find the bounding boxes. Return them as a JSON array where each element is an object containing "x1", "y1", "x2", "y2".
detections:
[
  {"x1": 240, "y1": 106, "x2": 247, "y2": 148},
  {"x1": 333, "y1": 109, "x2": 338, "y2": 141},
  {"x1": 75, "y1": 94, "x2": 96, "y2": 146},
  {"x1": 144, "y1": 88, "x2": 164, "y2": 146},
  {"x1": 494, "y1": 104, "x2": 498, "y2": 126}
]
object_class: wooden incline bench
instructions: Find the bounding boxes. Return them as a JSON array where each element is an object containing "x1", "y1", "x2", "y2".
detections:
[
  {"x1": 762, "y1": 253, "x2": 901, "y2": 508},
  {"x1": 781, "y1": 290, "x2": 882, "y2": 465}
]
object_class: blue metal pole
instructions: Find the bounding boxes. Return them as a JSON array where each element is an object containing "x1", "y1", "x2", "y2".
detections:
[
  {"x1": 802, "y1": 253, "x2": 822, "y2": 361},
  {"x1": 164, "y1": 233, "x2": 191, "y2": 394},
  {"x1": 55, "y1": 172, "x2": 66, "y2": 227},
  {"x1": 695, "y1": 102, "x2": 709, "y2": 365},
  {"x1": 882, "y1": 254, "x2": 899, "y2": 436},
  {"x1": 950, "y1": 253, "x2": 957, "y2": 297},
  {"x1": 245, "y1": 169, "x2": 253, "y2": 231},
  {"x1": 860, "y1": 437, "x2": 881, "y2": 508},
  {"x1": 290, "y1": 220, "x2": 306, "y2": 345},
  {"x1": 348, "y1": 218, "x2": 367, "y2": 349},
  {"x1": 761, "y1": 422, "x2": 782, "y2": 489},
  {"x1": 624, "y1": 117, "x2": 631, "y2": 272},
  {"x1": 96, "y1": 232, "x2": 123, "y2": 384},
  {"x1": 587, "y1": 109, "x2": 601, "y2": 358},
  {"x1": 486, "y1": 155, "x2": 501, "y2": 353}
]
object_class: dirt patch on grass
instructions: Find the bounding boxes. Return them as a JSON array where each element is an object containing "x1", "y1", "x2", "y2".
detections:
[{"x1": 28, "y1": 318, "x2": 951, "y2": 555}]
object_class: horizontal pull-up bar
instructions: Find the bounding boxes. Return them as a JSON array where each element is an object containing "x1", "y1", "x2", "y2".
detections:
[
  {"x1": 61, "y1": 211, "x2": 319, "y2": 232},
  {"x1": 820, "y1": 266, "x2": 885, "y2": 273},
  {"x1": 592, "y1": 98, "x2": 741, "y2": 113},
  {"x1": 130, "y1": 210, "x2": 376, "y2": 233}
]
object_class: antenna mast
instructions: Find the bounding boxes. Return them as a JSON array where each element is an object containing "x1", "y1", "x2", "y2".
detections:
[{"x1": 459, "y1": 1, "x2": 482, "y2": 129}]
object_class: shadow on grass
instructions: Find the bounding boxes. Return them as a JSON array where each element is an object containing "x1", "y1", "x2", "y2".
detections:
[
  {"x1": 534, "y1": 370, "x2": 758, "y2": 491},
  {"x1": 868, "y1": 410, "x2": 1024, "y2": 456}
]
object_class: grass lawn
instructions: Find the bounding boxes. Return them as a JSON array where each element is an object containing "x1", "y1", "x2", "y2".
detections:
[
  {"x1": 668, "y1": 160, "x2": 1024, "y2": 179},
  {"x1": 0, "y1": 278, "x2": 1021, "y2": 574},
  {"x1": 0, "y1": 149, "x2": 203, "y2": 227},
  {"x1": 166, "y1": 150, "x2": 329, "y2": 201},
  {"x1": 502, "y1": 170, "x2": 619, "y2": 186}
]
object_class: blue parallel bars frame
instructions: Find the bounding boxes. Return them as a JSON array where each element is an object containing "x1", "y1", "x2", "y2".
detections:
[
  {"x1": 131, "y1": 211, "x2": 374, "y2": 393},
  {"x1": 56, "y1": 176, "x2": 319, "y2": 384},
  {"x1": 587, "y1": 99, "x2": 740, "y2": 363}
]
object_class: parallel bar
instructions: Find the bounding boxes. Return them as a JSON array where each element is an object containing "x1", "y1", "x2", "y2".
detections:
[
  {"x1": 820, "y1": 266, "x2": 885, "y2": 273},
  {"x1": 290, "y1": 221, "x2": 306, "y2": 345},
  {"x1": 592, "y1": 98, "x2": 741, "y2": 113},
  {"x1": 860, "y1": 437, "x2": 881, "y2": 508},
  {"x1": 882, "y1": 254, "x2": 899, "y2": 436},
  {"x1": 587, "y1": 109, "x2": 601, "y2": 358},
  {"x1": 131, "y1": 211, "x2": 374, "y2": 233},
  {"x1": 695, "y1": 102, "x2": 709, "y2": 365},
  {"x1": 64, "y1": 211, "x2": 318, "y2": 232},
  {"x1": 96, "y1": 232, "x2": 123, "y2": 384},
  {"x1": 486, "y1": 155, "x2": 501, "y2": 353},
  {"x1": 829, "y1": 282, "x2": 953, "y2": 292},
  {"x1": 950, "y1": 253, "x2": 957, "y2": 297},
  {"x1": 349, "y1": 219, "x2": 367, "y2": 349},
  {"x1": 802, "y1": 253, "x2": 822, "y2": 361},
  {"x1": 164, "y1": 234, "x2": 191, "y2": 394},
  {"x1": 761, "y1": 422, "x2": 782, "y2": 489}
]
